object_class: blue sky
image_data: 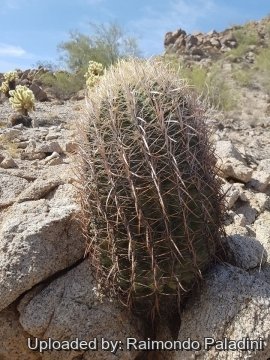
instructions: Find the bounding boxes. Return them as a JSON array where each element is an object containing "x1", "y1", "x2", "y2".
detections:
[{"x1": 0, "y1": 0, "x2": 270, "y2": 72}]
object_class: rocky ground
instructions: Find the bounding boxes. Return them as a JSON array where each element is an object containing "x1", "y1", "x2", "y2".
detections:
[{"x1": 0, "y1": 73, "x2": 270, "y2": 360}]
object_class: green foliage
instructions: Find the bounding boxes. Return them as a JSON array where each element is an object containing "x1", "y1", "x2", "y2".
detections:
[
  {"x1": 228, "y1": 25, "x2": 259, "y2": 60},
  {"x1": 163, "y1": 55, "x2": 236, "y2": 111},
  {"x1": 255, "y1": 47, "x2": 270, "y2": 72},
  {"x1": 254, "y1": 48, "x2": 270, "y2": 93},
  {"x1": 207, "y1": 65, "x2": 237, "y2": 111},
  {"x1": 38, "y1": 71, "x2": 85, "y2": 99},
  {"x1": 78, "y1": 60, "x2": 225, "y2": 336},
  {"x1": 232, "y1": 67, "x2": 253, "y2": 88},
  {"x1": 58, "y1": 22, "x2": 140, "y2": 76},
  {"x1": 9, "y1": 85, "x2": 35, "y2": 116},
  {"x1": 84, "y1": 61, "x2": 104, "y2": 89},
  {"x1": 181, "y1": 64, "x2": 208, "y2": 93}
]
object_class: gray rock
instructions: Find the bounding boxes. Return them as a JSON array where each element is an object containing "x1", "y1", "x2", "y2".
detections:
[
  {"x1": 46, "y1": 156, "x2": 63, "y2": 166},
  {"x1": 37, "y1": 141, "x2": 63, "y2": 154},
  {"x1": 0, "y1": 304, "x2": 41, "y2": 360},
  {"x1": 220, "y1": 32, "x2": 237, "y2": 46},
  {"x1": 164, "y1": 29, "x2": 186, "y2": 47},
  {"x1": 215, "y1": 141, "x2": 253, "y2": 182},
  {"x1": 65, "y1": 141, "x2": 78, "y2": 153},
  {"x1": 257, "y1": 159, "x2": 270, "y2": 172},
  {"x1": 45, "y1": 133, "x2": 59, "y2": 141},
  {"x1": 225, "y1": 223, "x2": 249, "y2": 236},
  {"x1": 186, "y1": 35, "x2": 198, "y2": 49},
  {"x1": 235, "y1": 202, "x2": 257, "y2": 224},
  {"x1": 16, "y1": 176, "x2": 63, "y2": 203},
  {"x1": 21, "y1": 150, "x2": 47, "y2": 160},
  {"x1": 18, "y1": 261, "x2": 142, "y2": 360},
  {"x1": 17, "y1": 141, "x2": 29, "y2": 149},
  {"x1": 0, "y1": 156, "x2": 17, "y2": 169},
  {"x1": 21, "y1": 140, "x2": 47, "y2": 160},
  {"x1": 249, "y1": 170, "x2": 270, "y2": 192},
  {"x1": 0, "y1": 152, "x2": 4, "y2": 163},
  {"x1": 254, "y1": 211, "x2": 270, "y2": 257},
  {"x1": 13, "y1": 123, "x2": 25, "y2": 130},
  {"x1": 222, "y1": 182, "x2": 244, "y2": 209},
  {"x1": 175, "y1": 265, "x2": 270, "y2": 359},
  {"x1": 215, "y1": 140, "x2": 244, "y2": 162},
  {"x1": 30, "y1": 83, "x2": 48, "y2": 102},
  {"x1": 44, "y1": 151, "x2": 61, "y2": 163},
  {"x1": 219, "y1": 159, "x2": 253, "y2": 183},
  {"x1": 0, "y1": 184, "x2": 85, "y2": 312},
  {"x1": 245, "y1": 191, "x2": 270, "y2": 213},
  {"x1": 210, "y1": 38, "x2": 221, "y2": 48},
  {"x1": 225, "y1": 234, "x2": 267, "y2": 270},
  {"x1": 0, "y1": 173, "x2": 29, "y2": 208},
  {"x1": 9, "y1": 114, "x2": 32, "y2": 128},
  {"x1": 0, "y1": 128, "x2": 21, "y2": 140}
]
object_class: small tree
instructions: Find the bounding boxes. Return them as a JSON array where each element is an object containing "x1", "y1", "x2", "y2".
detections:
[{"x1": 58, "y1": 22, "x2": 141, "y2": 77}]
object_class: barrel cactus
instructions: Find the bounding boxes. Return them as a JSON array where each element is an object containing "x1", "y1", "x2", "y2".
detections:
[
  {"x1": 77, "y1": 59, "x2": 225, "y2": 338},
  {"x1": 9, "y1": 85, "x2": 35, "y2": 116}
]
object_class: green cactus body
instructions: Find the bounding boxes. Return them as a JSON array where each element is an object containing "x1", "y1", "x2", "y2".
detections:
[
  {"x1": 78, "y1": 60, "x2": 225, "y2": 329},
  {"x1": 9, "y1": 85, "x2": 35, "y2": 116}
]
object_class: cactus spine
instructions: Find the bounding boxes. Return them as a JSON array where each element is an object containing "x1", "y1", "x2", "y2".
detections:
[{"x1": 78, "y1": 59, "x2": 225, "y2": 338}]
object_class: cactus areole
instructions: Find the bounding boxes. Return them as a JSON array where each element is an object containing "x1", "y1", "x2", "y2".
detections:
[{"x1": 78, "y1": 59, "x2": 225, "y2": 327}]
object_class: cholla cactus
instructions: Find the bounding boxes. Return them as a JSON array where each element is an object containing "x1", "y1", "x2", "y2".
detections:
[
  {"x1": 9, "y1": 85, "x2": 35, "y2": 116},
  {"x1": 0, "y1": 71, "x2": 18, "y2": 97},
  {"x1": 4, "y1": 71, "x2": 18, "y2": 82},
  {"x1": 0, "y1": 81, "x2": 10, "y2": 97},
  {"x1": 84, "y1": 61, "x2": 104, "y2": 89}
]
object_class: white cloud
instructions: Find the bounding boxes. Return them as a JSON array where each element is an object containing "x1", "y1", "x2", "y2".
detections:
[
  {"x1": 128, "y1": 0, "x2": 218, "y2": 56},
  {"x1": 0, "y1": 43, "x2": 27, "y2": 57}
]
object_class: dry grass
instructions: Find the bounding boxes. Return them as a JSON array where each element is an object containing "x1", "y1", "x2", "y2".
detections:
[{"x1": 0, "y1": 136, "x2": 20, "y2": 158}]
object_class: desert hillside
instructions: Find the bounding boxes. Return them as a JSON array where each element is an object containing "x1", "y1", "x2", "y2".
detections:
[{"x1": 0, "y1": 16, "x2": 270, "y2": 360}]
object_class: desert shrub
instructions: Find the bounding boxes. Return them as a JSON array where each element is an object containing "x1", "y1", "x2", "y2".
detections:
[
  {"x1": 232, "y1": 67, "x2": 254, "y2": 88},
  {"x1": 254, "y1": 48, "x2": 270, "y2": 93},
  {"x1": 58, "y1": 23, "x2": 140, "y2": 75},
  {"x1": 206, "y1": 65, "x2": 237, "y2": 111},
  {"x1": 38, "y1": 71, "x2": 85, "y2": 99},
  {"x1": 228, "y1": 25, "x2": 259, "y2": 60},
  {"x1": 163, "y1": 55, "x2": 236, "y2": 111},
  {"x1": 255, "y1": 47, "x2": 270, "y2": 72}
]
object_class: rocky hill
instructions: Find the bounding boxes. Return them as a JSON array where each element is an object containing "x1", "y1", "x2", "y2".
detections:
[
  {"x1": 0, "y1": 16, "x2": 270, "y2": 360},
  {"x1": 164, "y1": 16, "x2": 270, "y2": 63}
]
